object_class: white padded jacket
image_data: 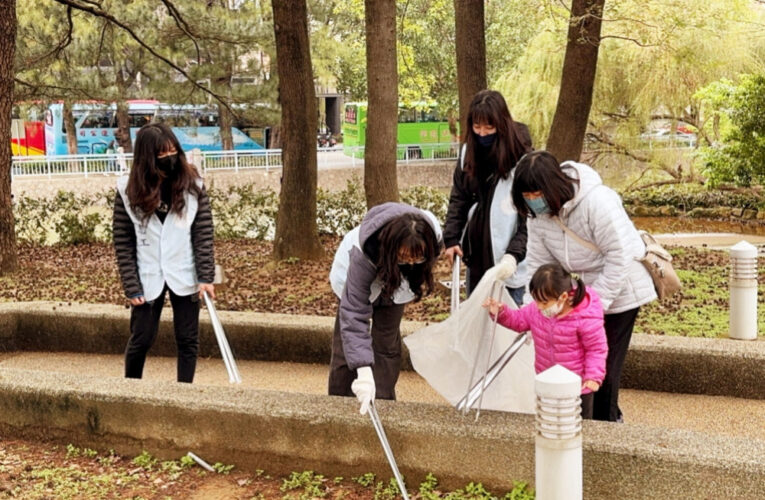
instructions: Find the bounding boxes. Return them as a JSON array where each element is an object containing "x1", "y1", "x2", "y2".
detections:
[{"x1": 525, "y1": 161, "x2": 657, "y2": 314}]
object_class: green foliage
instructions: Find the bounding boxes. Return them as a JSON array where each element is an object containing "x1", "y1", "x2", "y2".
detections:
[
  {"x1": 212, "y1": 462, "x2": 235, "y2": 475},
  {"x1": 131, "y1": 450, "x2": 158, "y2": 470},
  {"x1": 316, "y1": 178, "x2": 367, "y2": 235},
  {"x1": 280, "y1": 470, "x2": 329, "y2": 499},
  {"x1": 207, "y1": 184, "x2": 279, "y2": 240},
  {"x1": 621, "y1": 183, "x2": 765, "y2": 210},
  {"x1": 696, "y1": 74, "x2": 765, "y2": 186},
  {"x1": 401, "y1": 185, "x2": 449, "y2": 221},
  {"x1": 353, "y1": 472, "x2": 376, "y2": 488}
]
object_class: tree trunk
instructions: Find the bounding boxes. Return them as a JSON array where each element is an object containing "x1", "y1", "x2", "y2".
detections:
[
  {"x1": 546, "y1": 0, "x2": 605, "y2": 162},
  {"x1": 115, "y1": 101, "x2": 133, "y2": 153},
  {"x1": 271, "y1": 0, "x2": 323, "y2": 260},
  {"x1": 454, "y1": 0, "x2": 487, "y2": 134},
  {"x1": 218, "y1": 101, "x2": 234, "y2": 150},
  {"x1": 363, "y1": 0, "x2": 399, "y2": 208},
  {"x1": 63, "y1": 101, "x2": 79, "y2": 155},
  {"x1": 0, "y1": 0, "x2": 18, "y2": 274}
]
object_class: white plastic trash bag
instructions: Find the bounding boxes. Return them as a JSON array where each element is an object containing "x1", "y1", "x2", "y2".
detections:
[{"x1": 404, "y1": 266, "x2": 536, "y2": 414}]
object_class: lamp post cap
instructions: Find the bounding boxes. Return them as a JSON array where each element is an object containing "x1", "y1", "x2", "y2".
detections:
[
  {"x1": 535, "y1": 364, "x2": 581, "y2": 398},
  {"x1": 730, "y1": 240, "x2": 758, "y2": 259}
]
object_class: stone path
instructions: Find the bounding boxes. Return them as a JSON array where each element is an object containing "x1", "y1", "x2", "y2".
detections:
[{"x1": 1, "y1": 351, "x2": 763, "y2": 441}]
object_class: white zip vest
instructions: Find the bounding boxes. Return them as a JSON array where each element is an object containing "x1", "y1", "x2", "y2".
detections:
[
  {"x1": 460, "y1": 144, "x2": 529, "y2": 288},
  {"x1": 116, "y1": 176, "x2": 200, "y2": 301}
]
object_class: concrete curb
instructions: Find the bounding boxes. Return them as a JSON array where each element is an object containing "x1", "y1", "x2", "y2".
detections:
[
  {"x1": 1, "y1": 302, "x2": 763, "y2": 399},
  {"x1": 0, "y1": 368, "x2": 762, "y2": 499}
]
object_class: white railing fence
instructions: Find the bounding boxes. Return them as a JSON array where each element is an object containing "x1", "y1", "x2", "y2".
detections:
[{"x1": 10, "y1": 142, "x2": 461, "y2": 179}]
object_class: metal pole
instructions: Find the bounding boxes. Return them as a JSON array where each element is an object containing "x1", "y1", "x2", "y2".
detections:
[
  {"x1": 202, "y1": 291, "x2": 242, "y2": 383},
  {"x1": 462, "y1": 280, "x2": 501, "y2": 417},
  {"x1": 367, "y1": 401, "x2": 410, "y2": 500},
  {"x1": 450, "y1": 256, "x2": 460, "y2": 314},
  {"x1": 473, "y1": 282, "x2": 503, "y2": 421},
  {"x1": 455, "y1": 331, "x2": 529, "y2": 413}
]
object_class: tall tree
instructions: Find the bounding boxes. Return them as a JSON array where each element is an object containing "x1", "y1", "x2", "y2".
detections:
[
  {"x1": 271, "y1": 0, "x2": 323, "y2": 260},
  {"x1": 454, "y1": 0, "x2": 487, "y2": 133},
  {"x1": 0, "y1": 0, "x2": 18, "y2": 274},
  {"x1": 546, "y1": 0, "x2": 606, "y2": 162},
  {"x1": 363, "y1": 0, "x2": 398, "y2": 208}
]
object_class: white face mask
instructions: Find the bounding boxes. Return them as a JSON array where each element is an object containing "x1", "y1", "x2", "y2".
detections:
[{"x1": 540, "y1": 301, "x2": 564, "y2": 318}]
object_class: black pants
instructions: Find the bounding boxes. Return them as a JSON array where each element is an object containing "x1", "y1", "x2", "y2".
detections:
[
  {"x1": 581, "y1": 392, "x2": 594, "y2": 420},
  {"x1": 328, "y1": 303, "x2": 405, "y2": 400},
  {"x1": 592, "y1": 307, "x2": 640, "y2": 422},
  {"x1": 125, "y1": 285, "x2": 200, "y2": 383}
]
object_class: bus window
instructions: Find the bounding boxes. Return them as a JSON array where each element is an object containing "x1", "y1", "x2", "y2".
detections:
[
  {"x1": 80, "y1": 111, "x2": 114, "y2": 129},
  {"x1": 420, "y1": 109, "x2": 440, "y2": 123},
  {"x1": 398, "y1": 108, "x2": 417, "y2": 123},
  {"x1": 129, "y1": 114, "x2": 152, "y2": 128}
]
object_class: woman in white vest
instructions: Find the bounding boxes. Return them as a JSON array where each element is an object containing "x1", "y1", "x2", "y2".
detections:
[
  {"x1": 443, "y1": 90, "x2": 533, "y2": 304},
  {"x1": 511, "y1": 150, "x2": 656, "y2": 422},
  {"x1": 328, "y1": 203, "x2": 442, "y2": 414},
  {"x1": 113, "y1": 123, "x2": 215, "y2": 383}
]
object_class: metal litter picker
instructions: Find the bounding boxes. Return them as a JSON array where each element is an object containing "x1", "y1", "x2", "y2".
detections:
[
  {"x1": 367, "y1": 401, "x2": 410, "y2": 500},
  {"x1": 202, "y1": 266, "x2": 242, "y2": 384}
]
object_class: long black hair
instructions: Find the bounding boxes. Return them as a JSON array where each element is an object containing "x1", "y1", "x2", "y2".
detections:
[
  {"x1": 529, "y1": 263, "x2": 586, "y2": 308},
  {"x1": 462, "y1": 89, "x2": 531, "y2": 179},
  {"x1": 126, "y1": 122, "x2": 201, "y2": 221},
  {"x1": 511, "y1": 150, "x2": 578, "y2": 218},
  {"x1": 372, "y1": 213, "x2": 442, "y2": 301}
]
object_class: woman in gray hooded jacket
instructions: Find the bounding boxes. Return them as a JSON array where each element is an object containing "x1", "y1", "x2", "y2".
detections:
[
  {"x1": 328, "y1": 202, "x2": 443, "y2": 414},
  {"x1": 511, "y1": 150, "x2": 656, "y2": 422}
]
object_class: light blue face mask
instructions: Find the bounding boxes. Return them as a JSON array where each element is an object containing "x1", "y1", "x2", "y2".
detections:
[{"x1": 525, "y1": 196, "x2": 550, "y2": 216}]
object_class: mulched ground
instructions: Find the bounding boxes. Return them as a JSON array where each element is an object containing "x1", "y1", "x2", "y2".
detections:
[{"x1": 0, "y1": 238, "x2": 742, "y2": 326}]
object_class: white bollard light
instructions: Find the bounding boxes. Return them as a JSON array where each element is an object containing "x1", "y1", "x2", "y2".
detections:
[
  {"x1": 729, "y1": 240, "x2": 758, "y2": 340},
  {"x1": 535, "y1": 365, "x2": 582, "y2": 500}
]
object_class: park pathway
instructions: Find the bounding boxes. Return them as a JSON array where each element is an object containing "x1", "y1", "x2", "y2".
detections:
[{"x1": 1, "y1": 351, "x2": 763, "y2": 441}]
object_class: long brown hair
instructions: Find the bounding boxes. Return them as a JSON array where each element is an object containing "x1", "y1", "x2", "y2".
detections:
[
  {"x1": 462, "y1": 89, "x2": 531, "y2": 179},
  {"x1": 126, "y1": 123, "x2": 201, "y2": 221},
  {"x1": 374, "y1": 213, "x2": 441, "y2": 302}
]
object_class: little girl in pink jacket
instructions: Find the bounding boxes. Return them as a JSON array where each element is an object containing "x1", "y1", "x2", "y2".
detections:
[{"x1": 484, "y1": 263, "x2": 608, "y2": 419}]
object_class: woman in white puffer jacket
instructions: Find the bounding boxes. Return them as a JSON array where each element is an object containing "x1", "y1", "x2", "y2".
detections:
[{"x1": 511, "y1": 150, "x2": 656, "y2": 422}]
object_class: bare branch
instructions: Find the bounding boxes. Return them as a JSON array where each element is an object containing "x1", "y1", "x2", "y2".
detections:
[
  {"x1": 48, "y1": 0, "x2": 234, "y2": 115},
  {"x1": 599, "y1": 34, "x2": 660, "y2": 47},
  {"x1": 23, "y1": 6, "x2": 74, "y2": 66},
  {"x1": 14, "y1": 77, "x2": 101, "y2": 100},
  {"x1": 159, "y1": 0, "x2": 201, "y2": 64}
]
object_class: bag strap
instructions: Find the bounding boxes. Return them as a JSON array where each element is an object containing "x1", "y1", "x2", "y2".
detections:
[{"x1": 553, "y1": 216, "x2": 601, "y2": 253}]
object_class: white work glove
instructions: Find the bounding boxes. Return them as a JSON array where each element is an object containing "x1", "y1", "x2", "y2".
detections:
[
  {"x1": 496, "y1": 254, "x2": 518, "y2": 281},
  {"x1": 351, "y1": 366, "x2": 375, "y2": 415}
]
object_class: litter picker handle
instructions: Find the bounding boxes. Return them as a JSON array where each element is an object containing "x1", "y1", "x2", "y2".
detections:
[
  {"x1": 203, "y1": 290, "x2": 242, "y2": 384},
  {"x1": 368, "y1": 401, "x2": 410, "y2": 500},
  {"x1": 450, "y1": 255, "x2": 461, "y2": 314},
  {"x1": 455, "y1": 331, "x2": 529, "y2": 413}
]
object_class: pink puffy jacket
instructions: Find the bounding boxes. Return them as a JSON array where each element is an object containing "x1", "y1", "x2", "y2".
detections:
[{"x1": 495, "y1": 287, "x2": 608, "y2": 394}]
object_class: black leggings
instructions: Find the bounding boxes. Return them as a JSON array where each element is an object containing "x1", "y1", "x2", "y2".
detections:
[
  {"x1": 593, "y1": 307, "x2": 640, "y2": 422},
  {"x1": 125, "y1": 285, "x2": 200, "y2": 383},
  {"x1": 328, "y1": 303, "x2": 406, "y2": 400}
]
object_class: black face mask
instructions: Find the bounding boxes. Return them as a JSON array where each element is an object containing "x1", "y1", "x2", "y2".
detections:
[
  {"x1": 156, "y1": 155, "x2": 178, "y2": 174},
  {"x1": 398, "y1": 262, "x2": 424, "y2": 276}
]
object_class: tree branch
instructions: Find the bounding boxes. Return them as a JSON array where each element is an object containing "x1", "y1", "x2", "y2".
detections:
[
  {"x1": 49, "y1": 0, "x2": 234, "y2": 115},
  {"x1": 23, "y1": 6, "x2": 74, "y2": 67},
  {"x1": 599, "y1": 34, "x2": 660, "y2": 47},
  {"x1": 159, "y1": 0, "x2": 201, "y2": 64}
]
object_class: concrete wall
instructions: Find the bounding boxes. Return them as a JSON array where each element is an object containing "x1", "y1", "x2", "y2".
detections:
[
  {"x1": 0, "y1": 368, "x2": 761, "y2": 499},
  {"x1": 2, "y1": 302, "x2": 763, "y2": 399}
]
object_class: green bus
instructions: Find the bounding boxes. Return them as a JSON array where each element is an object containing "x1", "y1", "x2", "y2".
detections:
[{"x1": 342, "y1": 102, "x2": 458, "y2": 159}]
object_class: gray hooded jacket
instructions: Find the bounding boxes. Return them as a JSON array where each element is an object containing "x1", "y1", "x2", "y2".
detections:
[{"x1": 329, "y1": 202, "x2": 443, "y2": 369}]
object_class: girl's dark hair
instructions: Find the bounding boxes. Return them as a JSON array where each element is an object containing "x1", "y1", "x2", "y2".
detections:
[
  {"x1": 511, "y1": 150, "x2": 578, "y2": 218},
  {"x1": 375, "y1": 213, "x2": 442, "y2": 301},
  {"x1": 462, "y1": 89, "x2": 531, "y2": 179},
  {"x1": 126, "y1": 122, "x2": 201, "y2": 221},
  {"x1": 529, "y1": 263, "x2": 586, "y2": 308}
]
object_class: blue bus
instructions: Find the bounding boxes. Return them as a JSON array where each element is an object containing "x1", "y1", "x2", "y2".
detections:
[{"x1": 43, "y1": 100, "x2": 264, "y2": 155}]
